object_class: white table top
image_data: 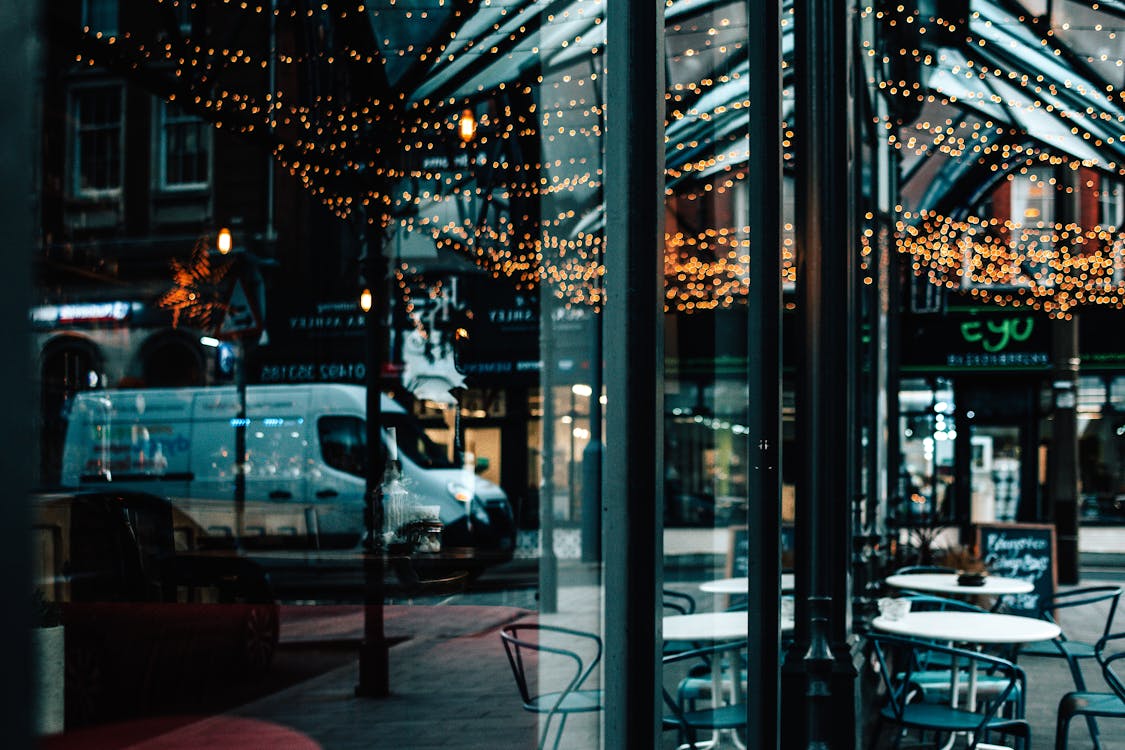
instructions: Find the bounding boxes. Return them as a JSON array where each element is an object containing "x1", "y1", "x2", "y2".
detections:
[
  {"x1": 700, "y1": 574, "x2": 795, "y2": 594},
  {"x1": 871, "y1": 611, "x2": 1060, "y2": 644},
  {"x1": 664, "y1": 611, "x2": 794, "y2": 642},
  {"x1": 884, "y1": 573, "x2": 1034, "y2": 596}
]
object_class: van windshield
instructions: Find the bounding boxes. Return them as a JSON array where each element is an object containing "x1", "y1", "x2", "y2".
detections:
[{"x1": 317, "y1": 414, "x2": 456, "y2": 476}]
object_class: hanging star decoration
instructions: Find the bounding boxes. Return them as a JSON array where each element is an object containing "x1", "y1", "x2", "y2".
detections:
[{"x1": 157, "y1": 237, "x2": 234, "y2": 330}]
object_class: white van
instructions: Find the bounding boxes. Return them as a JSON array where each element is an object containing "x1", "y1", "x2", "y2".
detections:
[{"x1": 60, "y1": 384, "x2": 515, "y2": 557}]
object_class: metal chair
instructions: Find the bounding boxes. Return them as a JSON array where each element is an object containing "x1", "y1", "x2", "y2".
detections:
[
  {"x1": 895, "y1": 565, "x2": 958, "y2": 575},
  {"x1": 1019, "y1": 585, "x2": 1122, "y2": 748},
  {"x1": 1020, "y1": 585, "x2": 1122, "y2": 690},
  {"x1": 868, "y1": 633, "x2": 1030, "y2": 750},
  {"x1": 1054, "y1": 632, "x2": 1125, "y2": 750},
  {"x1": 662, "y1": 640, "x2": 748, "y2": 748},
  {"x1": 663, "y1": 588, "x2": 697, "y2": 615},
  {"x1": 500, "y1": 623, "x2": 603, "y2": 750}
]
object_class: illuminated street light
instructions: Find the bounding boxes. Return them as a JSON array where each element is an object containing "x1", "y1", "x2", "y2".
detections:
[
  {"x1": 217, "y1": 227, "x2": 233, "y2": 254},
  {"x1": 458, "y1": 109, "x2": 476, "y2": 143},
  {"x1": 359, "y1": 287, "x2": 373, "y2": 312}
]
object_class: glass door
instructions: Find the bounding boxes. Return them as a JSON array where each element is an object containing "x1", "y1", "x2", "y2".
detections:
[{"x1": 970, "y1": 424, "x2": 1022, "y2": 522}]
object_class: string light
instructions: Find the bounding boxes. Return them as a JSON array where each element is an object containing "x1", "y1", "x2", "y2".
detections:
[{"x1": 76, "y1": 0, "x2": 1125, "y2": 318}]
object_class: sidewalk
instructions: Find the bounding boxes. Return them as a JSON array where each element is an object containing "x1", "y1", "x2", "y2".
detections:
[{"x1": 38, "y1": 567, "x2": 1125, "y2": 749}]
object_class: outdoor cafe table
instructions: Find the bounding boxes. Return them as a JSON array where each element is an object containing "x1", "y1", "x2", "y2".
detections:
[
  {"x1": 883, "y1": 573, "x2": 1034, "y2": 597},
  {"x1": 699, "y1": 573, "x2": 795, "y2": 596},
  {"x1": 664, "y1": 612, "x2": 795, "y2": 749},
  {"x1": 871, "y1": 611, "x2": 1060, "y2": 713}
]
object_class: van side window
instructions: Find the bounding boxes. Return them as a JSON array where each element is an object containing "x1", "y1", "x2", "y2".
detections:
[{"x1": 317, "y1": 417, "x2": 366, "y2": 477}]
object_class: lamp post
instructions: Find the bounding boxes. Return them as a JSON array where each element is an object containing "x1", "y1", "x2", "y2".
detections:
[{"x1": 356, "y1": 211, "x2": 391, "y2": 698}]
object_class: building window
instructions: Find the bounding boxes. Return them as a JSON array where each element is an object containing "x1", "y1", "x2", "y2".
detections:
[
  {"x1": 82, "y1": 0, "x2": 118, "y2": 36},
  {"x1": 1010, "y1": 170, "x2": 1054, "y2": 238},
  {"x1": 157, "y1": 100, "x2": 210, "y2": 190},
  {"x1": 71, "y1": 85, "x2": 123, "y2": 197}
]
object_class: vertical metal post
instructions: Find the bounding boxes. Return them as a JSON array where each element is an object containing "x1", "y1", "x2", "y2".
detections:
[
  {"x1": 1049, "y1": 165, "x2": 1081, "y2": 583},
  {"x1": 234, "y1": 337, "x2": 247, "y2": 545},
  {"x1": 539, "y1": 306, "x2": 558, "y2": 613},
  {"x1": 781, "y1": 0, "x2": 859, "y2": 745},
  {"x1": 1, "y1": 0, "x2": 36, "y2": 742},
  {"x1": 1051, "y1": 317, "x2": 1081, "y2": 583},
  {"x1": 356, "y1": 220, "x2": 390, "y2": 698},
  {"x1": 747, "y1": 0, "x2": 783, "y2": 746},
  {"x1": 581, "y1": 313, "x2": 603, "y2": 564},
  {"x1": 604, "y1": 0, "x2": 664, "y2": 745}
]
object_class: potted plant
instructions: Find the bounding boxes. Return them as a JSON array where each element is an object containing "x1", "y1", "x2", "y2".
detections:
[
  {"x1": 940, "y1": 544, "x2": 989, "y2": 587},
  {"x1": 32, "y1": 588, "x2": 64, "y2": 734}
]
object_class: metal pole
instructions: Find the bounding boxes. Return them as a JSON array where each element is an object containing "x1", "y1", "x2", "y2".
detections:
[
  {"x1": 746, "y1": 0, "x2": 783, "y2": 744},
  {"x1": 1, "y1": 0, "x2": 37, "y2": 741},
  {"x1": 1051, "y1": 317, "x2": 1081, "y2": 583},
  {"x1": 234, "y1": 338, "x2": 247, "y2": 546},
  {"x1": 581, "y1": 311, "x2": 603, "y2": 564},
  {"x1": 539, "y1": 296, "x2": 559, "y2": 613},
  {"x1": 781, "y1": 0, "x2": 858, "y2": 744},
  {"x1": 356, "y1": 217, "x2": 390, "y2": 698},
  {"x1": 604, "y1": 0, "x2": 664, "y2": 744}
]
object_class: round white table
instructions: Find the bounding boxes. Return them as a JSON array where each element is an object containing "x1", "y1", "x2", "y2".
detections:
[
  {"x1": 871, "y1": 611, "x2": 1059, "y2": 644},
  {"x1": 663, "y1": 612, "x2": 792, "y2": 750},
  {"x1": 699, "y1": 574, "x2": 795, "y2": 595},
  {"x1": 664, "y1": 611, "x2": 796, "y2": 642},
  {"x1": 884, "y1": 573, "x2": 1034, "y2": 597},
  {"x1": 872, "y1": 611, "x2": 1060, "y2": 725}
]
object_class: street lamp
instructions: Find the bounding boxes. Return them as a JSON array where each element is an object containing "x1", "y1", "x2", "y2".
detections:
[
  {"x1": 458, "y1": 109, "x2": 477, "y2": 143},
  {"x1": 217, "y1": 226, "x2": 233, "y2": 255}
]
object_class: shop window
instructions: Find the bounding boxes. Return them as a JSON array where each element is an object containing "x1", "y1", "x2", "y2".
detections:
[
  {"x1": 71, "y1": 85, "x2": 123, "y2": 198},
  {"x1": 898, "y1": 378, "x2": 955, "y2": 520},
  {"x1": 157, "y1": 99, "x2": 210, "y2": 190}
]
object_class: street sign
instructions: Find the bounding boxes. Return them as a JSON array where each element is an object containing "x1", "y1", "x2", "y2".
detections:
[{"x1": 218, "y1": 279, "x2": 262, "y2": 338}]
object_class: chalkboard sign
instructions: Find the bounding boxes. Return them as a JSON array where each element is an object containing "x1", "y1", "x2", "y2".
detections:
[
  {"x1": 976, "y1": 522, "x2": 1056, "y2": 617},
  {"x1": 726, "y1": 523, "x2": 795, "y2": 578}
]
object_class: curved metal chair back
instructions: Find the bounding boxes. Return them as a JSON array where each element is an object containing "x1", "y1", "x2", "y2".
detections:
[
  {"x1": 1039, "y1": 586, "x2": 1121, "y2": 639},
  {"x1": 663, "y1": 588, "x2": 697, "y2": 615},
  {"x1": 900, "y1": 592, "x2": 986, "y2": 613},
  {"x1": 662, "y1": 640, "x2": 748, "y2": 746},
  {"x1": 499, "y1": 623, "x2": 603, "y2": 750},
  {"x1": 868, "y1": 633, "x2": 1029, "y2": 750},
  {"x1": 895, "y1": 564, "x2": 957, "y2": 575},
  {"x1": 1054, "y1": 631, "x2": 1125, "y2": 750}
]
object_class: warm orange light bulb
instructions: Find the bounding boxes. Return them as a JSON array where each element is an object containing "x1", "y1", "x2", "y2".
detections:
[{"x1": 458, "y1": 109, "x2": 477, "y2": 143}]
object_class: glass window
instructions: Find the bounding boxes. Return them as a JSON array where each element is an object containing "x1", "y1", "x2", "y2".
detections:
[
  {"x1": 82, "y1": 0, "x2": 117, "y2": 36},
  {"x1": 383, "y1": 413, "x2": 456, "y2": 470},
  {"x1": 72, "y1": 86, "x2": 123, "y2": 196},
  {"x1": 317, "y1": 416, "x2": 366, "y2": 477},
  {"x1": 158, "y1": 100, "x2": 210, "y2": 189}
]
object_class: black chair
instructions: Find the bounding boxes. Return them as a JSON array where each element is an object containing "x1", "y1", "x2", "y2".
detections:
[
  {"x1": 1055, "y1": 632, "x2": 1125, "y2": 750},
  {"x1": 500, "y1": 623, "x2": 603, "y2": 750},
  {"x1": 662, "y1": 640, "x2": 748, "y2": 748},
  {"x1": 663, "y1": 588, "x2": 697, "y2": 615},
  {"x1": 663, "y1": 588, "x2": 702, "y2": 660},
  {"x1": 868, "y1": 633, "x2": 1030, "y2": 750},
  {"x1": 1019, "y1": 586, "x2": 1122, "y2": 693}
]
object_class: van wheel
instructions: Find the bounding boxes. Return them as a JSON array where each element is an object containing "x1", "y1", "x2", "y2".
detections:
[{"x1": 241, "y1": 605, "x2": 278, "y2": 673}]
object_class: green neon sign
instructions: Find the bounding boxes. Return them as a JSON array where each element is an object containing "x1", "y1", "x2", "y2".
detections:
[{"x1": 960, "y1": 317, "x2": 1034, "y2": 353}]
